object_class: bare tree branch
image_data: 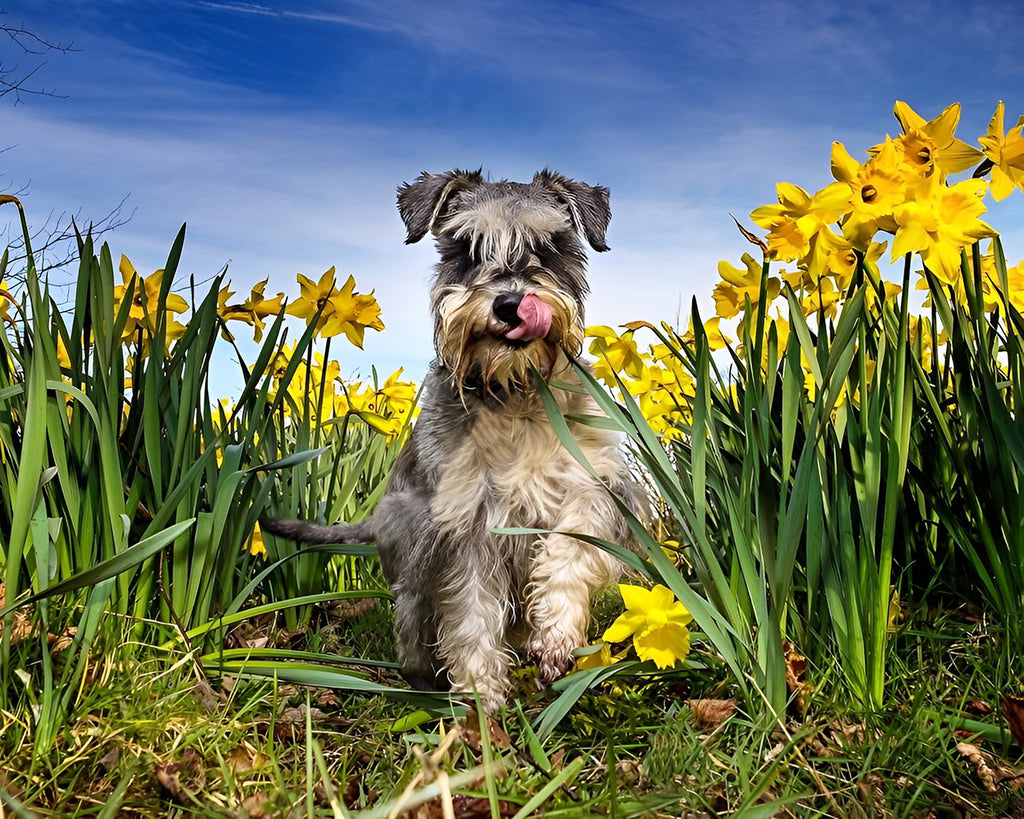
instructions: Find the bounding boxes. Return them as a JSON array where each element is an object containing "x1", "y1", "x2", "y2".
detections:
[
  {"x1": 1, "y1": 12, "x2": 77, "y2": 103},
  {"x1": 0, "y1": 14, "x2": 132, "y2": 294}
]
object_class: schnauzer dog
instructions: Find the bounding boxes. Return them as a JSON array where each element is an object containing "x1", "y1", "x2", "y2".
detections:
[{"x1": 262, "y1": 169, "x2": 639, "y2": 711}]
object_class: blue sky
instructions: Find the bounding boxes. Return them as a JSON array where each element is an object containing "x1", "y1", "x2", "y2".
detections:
[{"x1": 4, "y1": 0, "x2": 1024, "y2": 391}]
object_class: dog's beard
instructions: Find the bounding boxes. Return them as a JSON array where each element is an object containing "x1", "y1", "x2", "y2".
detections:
[{"x1": 434, "y1": 285, "x2": 584, "y2": 400}]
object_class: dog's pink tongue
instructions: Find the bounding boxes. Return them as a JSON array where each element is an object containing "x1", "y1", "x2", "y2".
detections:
[{"x1": 505, "y1": 294, "x2": 552, "y2": 341}]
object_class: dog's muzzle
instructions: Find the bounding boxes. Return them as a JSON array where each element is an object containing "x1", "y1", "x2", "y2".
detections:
[{"x1": 492, "y1": 291, "x2": 553, "y2": 342}]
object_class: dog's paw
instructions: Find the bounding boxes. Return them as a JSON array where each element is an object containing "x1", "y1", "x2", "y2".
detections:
[
  {"x1": 450, "y1": 670, "x2": 510, "y2": 714},
  {"x1": 527, "y1": 631, "x2": 578, "y2": 686}
]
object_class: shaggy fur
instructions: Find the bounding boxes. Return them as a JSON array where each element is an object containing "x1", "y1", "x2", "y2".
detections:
[{"x1": 262, "y1": 169, "x2": 640, "y2": 711}]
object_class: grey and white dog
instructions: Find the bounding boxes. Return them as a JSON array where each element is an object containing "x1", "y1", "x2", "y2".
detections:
[{"x1": 262, "y1": 169, "x2": 639, "y2": 711}]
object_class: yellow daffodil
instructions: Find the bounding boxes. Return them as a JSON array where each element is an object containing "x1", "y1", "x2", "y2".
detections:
[
  {"x1": 831, "y1": 139, "x2": 907, "y2": 248},
  {"x1": 56, "y1": 334, "x2": 71, "y2": 371},
  {"x1": 963, "y1": 245, "x2": 1024, "y2": 315},
  {"x1": 892, "y1": 175, "x2": 995, "y2": 284},
  {"x1": 999, "y1": 257, "x2": 1024, "y2": 314},
  {"x1": 0, "y1": 279, "x2": 12, "y2": 323},
  {"x1": 375, "y1": 368, "x2": 418, "y2": 417},
  {"x1": 750, "y1": 181, "x2": 850, "y2": 263},
  {"x1": 603, "y1": 584, "x2": 693, "y2": 669},
  {"x1": 679, "y1": 316, "x2": 731, "y2": 351},
  {"x1": 246, "y1": 279, "x2": 286, "y2": 342},
  {"x1": 880, "y1": 101, "x2": 983, "y2": 177},
  {"x1": 283, "y1": 352, "x2": 343, "y2": 421},
  {"x1": 799, "y1": 275, "x2": 842, "y2": 320},
  {"x1": 343, "y1": 381, "x2": 404, "y2": 439},
  {"x1": 247, "y1": 523, "x2": 268, "y2": 559},
  {"x1": 287, "y1": 268, "x2": 385, "y2": 347},
  {"x1": 342, "y1": 369, "x2": 419, "y2": 441},
  {"x1": 215, "y1": 279, "x2": 288, "y2": 342},
  {"x1": 287, "y1": 267, "x2": 338, "y2": 331},
  {"x1": 713, "y1": 253, "x2": 781, "y2": 319},
  {"x1": 115, "y1": 255, "x2": 190, "y2": 347},
  {"x1": 587, "y1": 325, "x2": 646, "y2": 382},
  {"x1": 575, "y1": 642, "x2": 622, "y2": 670},
  {"x1": 978, "y1": 101, "x2": 1024, "y2": 201},
  {"x1": 864, "y1": 280, "x2": 902, "y2": 313},
  {"x1": 322, "y1": 274, "x2": 386, "y2": 347}
]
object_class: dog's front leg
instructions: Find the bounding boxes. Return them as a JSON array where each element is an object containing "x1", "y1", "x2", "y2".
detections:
[
  {"x1": 436, "y1": 561, "x2": 513, "y2": 712},
  {"x1": 525, "y1": 527, "x2": 621, "y2": 684}
]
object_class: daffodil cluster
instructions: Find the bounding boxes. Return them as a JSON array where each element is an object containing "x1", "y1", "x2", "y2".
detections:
[
  {"x1": 590, "y1": 101, "x2": 1024, "y2": 432},
  {"x1": 113, "y1": 259, "x2": 387, "y2": 354},
  {"x1": 751, "y1": 100, "x2": 1021, "y2": 315},
  {"x1": 283, "y1": 266, "x2": 385, "y2": 347},
  {"x1": 265, "y1": 341, "x2": 416, "y2": 442},
  {"x1": 588, "y1": 320, "x2": 731, "y2": 439}
]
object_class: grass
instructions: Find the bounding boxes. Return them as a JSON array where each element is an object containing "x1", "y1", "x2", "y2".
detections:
[{"x1": 2, "y1": 596, "x2": 1022, "y2": 817}]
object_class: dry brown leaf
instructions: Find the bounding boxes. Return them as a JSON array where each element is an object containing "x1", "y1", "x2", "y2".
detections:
[
  {"x1": 686, "y1": 698, "x2": 737, "y2": 730},
  {"x1": 956, "y1": 741, "x2": 1024, "y2": 793},
  {"x1": 98, "y1": 744, "x2": 121, "y2": 773},
  {"x1": 0, "y1": 769, "x2": 26, "y2": 806},
  {"x1": 857, "y1": 773, "x2": 885, "y2": 815},
  {"x1": 705, "y1": 780, "x2": 729, "y2": 813},
  {"x1": 274, "y1": 705, "x2": 327, "y2": 742},
  {"x1": 452, "y1": 795, "x2": 518, "y2": 817},
  {"x1": 46, "y1": 626, "x2": 76, "y2": 652},
  {"x1": 317, "y1": 688, "x2": 341, "y2": 708},
  {"x1": 1001, "y1": 695, "x2": 1024, "y2": 749},
  {"x1": 1, "y1": 609, "x2": 35, "y2": 644},
  {"x1": 615, "y1": 759, "x2": 645, "y2": 789},
  {"x1": 783, "y1": 641, "x2": 812, "y2": 714},
  {"x1": 411, "y1": 795, "x2": 518, "y2": 818},
  {"x1": 461, "y1": 711, "x2": 511, "y2": 752},
  {"x1": 191, "y1": 678, "x2": 224, "y2": 712},
  {"x1": 154, "y1": 747, "x2": 206, "y2": 804},
  {"x1": 966, "y1": 698, "x2": 994, "y2": 716},
  {"x1": 225, "y1": 742, "x2": 268, "y2": 773}
]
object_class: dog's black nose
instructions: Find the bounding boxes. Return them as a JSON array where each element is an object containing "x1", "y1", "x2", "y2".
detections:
[{"x1": 492, "y1": 292, "x2": 523, "y2": 326}]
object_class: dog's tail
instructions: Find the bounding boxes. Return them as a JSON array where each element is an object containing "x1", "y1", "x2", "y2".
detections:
[{"x1": 259, "y1": 515, "x2": 375, "y2": 545}]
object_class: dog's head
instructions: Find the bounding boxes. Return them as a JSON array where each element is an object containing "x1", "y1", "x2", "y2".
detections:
[{"x1": 397, "y1": 169, "x2": 610, "y2": 399}]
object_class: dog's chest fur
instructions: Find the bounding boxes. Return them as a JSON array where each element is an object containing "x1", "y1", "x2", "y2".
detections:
[{"x1": 429, "y1": 381, "x2": 619, "y2": 548}]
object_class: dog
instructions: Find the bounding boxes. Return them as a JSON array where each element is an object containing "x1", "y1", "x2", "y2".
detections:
[{"x1": 262, "y1": 169, "x2": 640, "y2": 711}]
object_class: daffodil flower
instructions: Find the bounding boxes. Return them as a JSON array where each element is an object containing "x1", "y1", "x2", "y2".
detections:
[
  {"x1": 574, "y1": 642, "x2": 622, "y2": 670},
  {"x1": 831, "y1": 140, "x2": 907, "y2": 248},
  {"x1": 0, "y1": 279, "x2": 12, "y2": 321},
  {"x1": 587, "y1": 325, "x2": 646, "y2": 382},
  {"x1": 115, "y1": 255, "x2": 189, "y2": 349},
  {"x1": 321, "y1": 274, "x2": 386, "y2": 348},
  {"x1": 883, "y1": 100, "x2": 982, "y2": 177},
  {"x1": 713, "y1": 253, "x2": 781, "y2": 319},
  {"x1": 892, "y1": 174, "x2": 995, "y2": 284},
  {"x1": 978, "y1": 101, "x2": 1024, "y2": 201},
  {"x1": 287, "y1": 268, "x2": 385, "y2": 346},
  {"x1": 679, "y1": 316, "x2": 731, "y2": 351},
  {"x1": 603, "y1": 584, "x2": 693, "y2": 669},
  {"x1": 750, "y1": 181, "x2": 849, "y2": 263},
  {"x1": 247, "y1": 523, "x2": 268, "y2": 559}
]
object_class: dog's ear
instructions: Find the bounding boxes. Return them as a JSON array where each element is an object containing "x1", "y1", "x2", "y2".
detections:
[
  {"x1": 397, "y1": 169, "x2": 484, "y2": 244},
  {"x1": 534, "y1": 169, "x2": 611, "y2": 252}
]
